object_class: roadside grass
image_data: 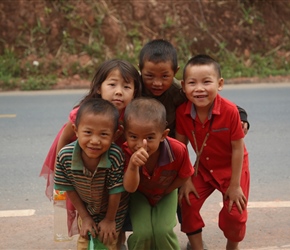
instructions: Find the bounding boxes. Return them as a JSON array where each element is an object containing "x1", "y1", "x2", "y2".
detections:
[{"x1": 1, "y1": 46, "x2": 289, "y2": 90}]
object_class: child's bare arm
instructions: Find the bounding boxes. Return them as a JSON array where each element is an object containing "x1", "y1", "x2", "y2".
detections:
[
  {"x1": 123, "y1": 139, "x2": 149, "y2": 192},
  {"x1": 175, "y1": 132, "x2": 189, "y2": 145},
  {"x1": 66, "y1": 190, "x2": 97, "y2": 239},
  {"x1": 224, "y1": 138, "x2": 247, "y2": 213},
  {"x1": 98, "y1": 193, "x2": 121, "y2": 245},
  {"x1": 164, "y1": 176, "x2": 190, "y2": 196},
  {"x1": 55, "y1": 121, "x2": 76, "y2": 162}
]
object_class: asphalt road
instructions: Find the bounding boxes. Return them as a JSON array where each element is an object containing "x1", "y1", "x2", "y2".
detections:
[{"x1": 0, "y1": 83, "x2": 289, "y2": 250}]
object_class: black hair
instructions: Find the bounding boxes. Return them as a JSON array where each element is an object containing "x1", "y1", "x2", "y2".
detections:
[
  {"x1": 76, "y1": 59, "x2": 142, "y2": 107},
  {"x1": 138, "y1": 39, "x2": 178, "y2": 72},
  {"x1": 123, "y1": 97, "x2": 167, "y2": 131},
  {"x1": 75, "y1": 98, "x2": 119, "y2": 132},
  {"x1": 183, "y1": 54, "x2": 221, "y2": 80}
]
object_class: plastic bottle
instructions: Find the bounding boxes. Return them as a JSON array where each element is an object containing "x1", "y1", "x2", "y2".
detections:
[{"x1": 53, "y1": 190, "x2": 72, "y2": 242}]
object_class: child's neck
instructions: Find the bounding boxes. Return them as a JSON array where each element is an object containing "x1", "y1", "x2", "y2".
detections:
[
  {"x1": 82, "y1": 154, "x2": 101, "y2": 173},
  {"x1": 196, "y1": 108, "x2": 209, "y2": 124}
]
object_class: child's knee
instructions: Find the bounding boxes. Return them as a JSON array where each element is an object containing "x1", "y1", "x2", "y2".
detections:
[{"x1": 219, "y1": 206, "x2": 247, "y2": 242}]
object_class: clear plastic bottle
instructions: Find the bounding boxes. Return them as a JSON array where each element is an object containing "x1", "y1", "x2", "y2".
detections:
[{"x1": 53, "y1": 190, "x2": 72, "y2": 242}]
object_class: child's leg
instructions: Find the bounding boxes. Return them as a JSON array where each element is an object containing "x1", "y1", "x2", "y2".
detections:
[
  {"x1": 218, "y1": 168, "x2": 250, "y2": 245},
  {"x1": 152, "y1": 189, "x2": 180, "y2": 250},
  {"x1": 127, "y1": 191, "x2": 153, "y2": 250},
  {"x1": 181, "y1": 175, "x2": 215, "y2": 249}
]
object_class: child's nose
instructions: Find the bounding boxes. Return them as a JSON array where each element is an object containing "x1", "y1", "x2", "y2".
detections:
[
  {"x1": 115, "y1": 85, "x2": 123, "y2": 95},
  {"x1": 152, "y1": 78, "x2": 162, "y2": 86},
  {"x1": 91, "y1": 136, "x2": 100, "y2": 144}
]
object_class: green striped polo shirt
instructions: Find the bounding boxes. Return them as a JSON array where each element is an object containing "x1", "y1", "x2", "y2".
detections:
[{"x1": 54, "y1": 140, "x2": 129, "y2": 231}]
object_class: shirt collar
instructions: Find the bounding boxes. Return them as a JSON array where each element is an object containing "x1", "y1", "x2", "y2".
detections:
[
  {"x1": 71, "y1": 140, "x2": 111, "y2": 170},
  {"x1": 187, "y1": 93, "x2": 222, "y2": 120},
  {"x1": 158, "y1": 137, "x2": 175, "y2": 166}
]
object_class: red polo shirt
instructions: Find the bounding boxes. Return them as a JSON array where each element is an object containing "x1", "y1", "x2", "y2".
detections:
[
  {"x1": 122, "y1": 137, "x2": 194, "y2": 206},
  {"x1": 176, "y1": 94, "x2": 248, "y2": 184}
]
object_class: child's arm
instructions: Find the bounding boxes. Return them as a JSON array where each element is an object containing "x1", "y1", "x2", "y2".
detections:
[
  {"x1": 237, "y1": 105, "x2": 250, "y2": 135},
  {"x1": 175, "y1": 132, "x2": 199, "y2": 205},
  {"x1": 164, "y1": 176, "x2": 190, "y2": 196},
  {"x1": 123, "y1": 139, "x2": 149, "y2": 192},
  {"x1": 224, "y1": 138, "x2": 247, "y2": 214},
  {"x1": 56, "y1": 121, "x2": 76, "y2": 160},
  {"x1": 98, "y1": 193, "x2": 122, "y2": 245},
  {"x1": 66, "y1": 190, "x2": 98, "y2": 239}
]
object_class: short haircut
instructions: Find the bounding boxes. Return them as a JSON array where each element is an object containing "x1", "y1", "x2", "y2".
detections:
[
  {"x1": 124, "y1": 97, "x2": 167, "y2": 132},
  {"x1": 75, "y1": 98, "x2": 119, "y2": 132},
  {"x1": 139, "y1": 39, "x2": 178, "y2": 72},
  {"x1": 183, "y1": 54, "x2": 221, "y2": 80}
]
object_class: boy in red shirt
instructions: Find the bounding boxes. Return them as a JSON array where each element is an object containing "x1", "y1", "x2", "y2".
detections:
[
  {"x1": 176, "y1": 55, "x2": 250, "y2": 250},
  {"x1": 122, "y1": 97, "x2": 194, "y2": 250}
]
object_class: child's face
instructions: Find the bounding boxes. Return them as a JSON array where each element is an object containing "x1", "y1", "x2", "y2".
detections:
[
  {"x1": 125, "y1": 118, "x2": 169, "y2": 157},
  {"x1": 140, "y1": 61, "x2": 177, "y2": 96},
  {"x1": 182, "y1": 64, "x2": 224, "y2": 110},
  {"x1": 98, "y1": 69, "x2": 135, "y2": 112},
  {"x1": 73, "y1": 112, "x2": 116, "y2": 164}
]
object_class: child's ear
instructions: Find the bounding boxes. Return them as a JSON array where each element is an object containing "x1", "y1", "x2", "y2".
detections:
[
  {"x1": 114, "y1": 125, "x2": 124, "y2": 142},
  {"x1": 218, "y1": 78, "x2": 224, "y2": 91},
  {"x1": 174, "y1": 66, "x2": 180, "y2": 76},
  {"x1": 72, "y1": 124, "x2": 78, "y2": 137},
  {"x1": 181, "y1": 80, "x2": 186, "y2": 93},
  {"x1": 161, "y1": 128, "x2": 170, "y2": 141}
]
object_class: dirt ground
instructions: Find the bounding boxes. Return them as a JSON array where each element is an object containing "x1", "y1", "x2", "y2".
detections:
[{"x1": 1, "y1": 0, "x2": 290, "y2": 88}]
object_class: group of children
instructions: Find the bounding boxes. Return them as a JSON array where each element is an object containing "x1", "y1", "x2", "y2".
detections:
[{"x1": 40, "y1": 39, "x2": 250, "y2": 250}]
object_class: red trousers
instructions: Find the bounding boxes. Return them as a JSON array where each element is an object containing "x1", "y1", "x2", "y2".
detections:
[{"x1": 181, "y1": 167, "x2": 250, "y2": 242}]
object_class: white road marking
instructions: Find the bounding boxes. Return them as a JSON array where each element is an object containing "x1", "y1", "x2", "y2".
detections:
[
  {"x1": 0, "y1": 209, "x2": 35, "y2": 217},
  {"x1": 219, "y1": 201, "x2": 290, "y2": 208},
  {"x1": 0, "y1": 114, "x2": 16, "y2": 118}
]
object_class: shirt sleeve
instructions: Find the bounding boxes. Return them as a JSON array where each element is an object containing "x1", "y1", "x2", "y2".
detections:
[
  {"x1": 106, "y1": 144, "x2": 126, "y2": 195},
  {"x1": 69, "y1": 107, "x2": 79, "y2": 124},
  {"x1": 54, "y1": 148, "x2": 75, "y2": 191}
]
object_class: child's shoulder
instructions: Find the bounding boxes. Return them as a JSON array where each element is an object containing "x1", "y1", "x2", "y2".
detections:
[
  {"x1": 108, "y1": 143, "x2": 125, "y2": 160},
  {"x1": 165, "y1": 136, "x2": 187, "y2": 152},
  {"x1": 219, "y1": 94, "x2": 240, "y2": 112}
]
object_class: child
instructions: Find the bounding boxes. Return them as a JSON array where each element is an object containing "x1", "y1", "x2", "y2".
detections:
[
  {"x1": 40, "y1": 59, "x2": 141, "y2": 236},
  {"x1": 122, "y1": 97, "x2": 194, "y2": 250},
  {"x1": 54, "y1": 98, "x2": 129, "y2": 250},
  {"x1": 138, "y1": 39, "x2": 250, "y2": 137},
  {"x1": 176, "y1": 55, "x2": 250, "y2": 250}
]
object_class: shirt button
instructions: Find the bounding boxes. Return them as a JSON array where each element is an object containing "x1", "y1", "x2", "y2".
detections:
[
  {"x1": 148, "y1": 176, "x2": 151, "y2": 179},
  {"x1": 206, "y1": 157, "x2": 209, "y2": 160},
  {"x1": 202, "y1": 125, "x2": 205, "y2": 128},
  {"x1": 210, "y1": 169, "x2": 213, "y2": 173}
]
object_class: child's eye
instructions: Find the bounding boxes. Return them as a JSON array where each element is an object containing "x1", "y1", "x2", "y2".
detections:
[
  {"x1": 163, "y1": 75, "x2": 169, "y2": 79},
  {"x1": 101, "y1": 132, "x2": 109, "y2": 137},
  {"x1": 84, "y1": 130, "x2": 91, "y2": 135},
  {"x1": 147, "y1": 136, "x2": 154, "y2": 141},
  {"x1": 144, "y1": 74, "x2": 153, "y2": 79},
  {"x1": 124, "y1": 85, "x2": 132, "y2": 89},
  {"x1": 129, "y1": 135, "x2": 137, "y2": 140}
]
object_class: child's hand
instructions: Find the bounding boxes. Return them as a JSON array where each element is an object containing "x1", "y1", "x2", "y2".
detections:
[
  {"x1": 97, "y1": 218, "x2": 117, "y2": 245},
  {"x1": 224, "y1": 185, "x2": 247, "y2": 214},
  {"x1": 241, "y1": 121, "x2": 249, "y2": 135},
  {"x1": 80, "y1": 216, "x2": 98, "y2": 239},
  {"x1": 130, "y1": 139, "x2": 149, "y2": 168},
  {"x1": 178, "y1": 177, "x2": 199, "y2": 206}
]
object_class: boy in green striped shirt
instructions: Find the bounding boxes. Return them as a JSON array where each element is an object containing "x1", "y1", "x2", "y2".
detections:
[{"x1": 54, "y1": 98, "x2": 129, "y2": 250}]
